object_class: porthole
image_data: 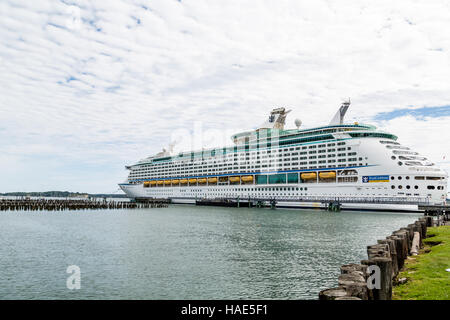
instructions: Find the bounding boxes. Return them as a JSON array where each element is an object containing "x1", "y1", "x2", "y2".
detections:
[
  {"x1": 406, "y1": 176, "x2": 410, "y2": 180},
  {"x1": 391, "y1": 156, "x2": 396, "y2": 160},
  {"x1": 414, "y1": 185, "x2": 418, "y2": 189},
  {"x1": 398, "y1": 185, "x2": 403, "y2": 189},
  {"x1": 406, "y1": 185, "x2": 410, "y2": 189},
  {"x1": 391, "y1": 185, "x2": 395, "y2": 189},
  {"x1": 398, "y1": 161, "x2": 403, "y2": 166},
  {"x1": 398, "y1": 176, "x2": 402, "y2": 180},
  {"x1": 391, "y1": 176, "x2": 395, "y2": 180}
]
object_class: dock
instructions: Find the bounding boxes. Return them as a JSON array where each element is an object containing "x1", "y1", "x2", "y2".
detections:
[
  {"x1": 194, "y1": 195, "x2": 434, "y2": 211},
  {"x1": 418, "y1": 204, "x2": 449, "y2": 225},
  {"x1": 0, "y1": 198, "x2": 169, "y2": 211},
  {"x1": 418, "y1": 204, "x2": 450, "y2": 214}
]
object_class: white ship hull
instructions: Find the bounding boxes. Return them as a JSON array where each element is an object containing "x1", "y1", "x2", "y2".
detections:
[
  {"x1": 121, "y1": 182, "x2": 420, "y2": 212},
  {"x1": 119, "y1": 162, "x2": 445, "y2": 212}
]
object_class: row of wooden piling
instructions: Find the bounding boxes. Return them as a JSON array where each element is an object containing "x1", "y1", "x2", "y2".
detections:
[
  {"x1": 0, "y1": 199, "x2": 169, "y2": 211},
  {"x1": 319, "y1": 216, "x2": 433, "y2": 300}
]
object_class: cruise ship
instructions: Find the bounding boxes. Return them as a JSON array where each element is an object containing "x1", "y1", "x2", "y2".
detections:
[{"x1": 119, "y1": 102, "x2": 448, "y2": 212}]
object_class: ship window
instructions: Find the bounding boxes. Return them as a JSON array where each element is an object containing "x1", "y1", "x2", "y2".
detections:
[
  {"x1": 415, "y1": 176, "x2": 425, "y2": 180},
  {"x1": 288, "y1": 173, "x2": 299, "y2": 184},
  {"x1": 269, "y1": 174, "x2": 287, "y2": 184}
]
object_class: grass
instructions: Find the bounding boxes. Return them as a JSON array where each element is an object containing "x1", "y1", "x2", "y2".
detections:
[{"x1": 393, "y1": 226, "x2": 450, "y2": 300}]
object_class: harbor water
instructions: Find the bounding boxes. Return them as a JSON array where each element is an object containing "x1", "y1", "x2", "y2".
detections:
[{"x1": 0, "y1": 205, "x2": 420, "y2": 299}]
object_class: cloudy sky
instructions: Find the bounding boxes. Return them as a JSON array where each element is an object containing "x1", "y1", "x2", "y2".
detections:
[{"x1": 0, "y1": 0, "x2": 449, "y2": 194}]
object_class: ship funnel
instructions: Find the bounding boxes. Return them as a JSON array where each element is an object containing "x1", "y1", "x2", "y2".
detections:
[{"x1": 329, "y1": 99, "x2": 350, "y2": 125}]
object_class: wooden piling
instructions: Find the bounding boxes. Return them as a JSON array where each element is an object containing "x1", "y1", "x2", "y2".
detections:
[
  {"x1": 318, "y1": 287, "x2": 348, "y2": 300},
  {"x1": 319, "y1": 217, "x2": 431, "y2": 300},
  {"x1": 0, "y1": 198, "x2": 169, "y2": 211}
]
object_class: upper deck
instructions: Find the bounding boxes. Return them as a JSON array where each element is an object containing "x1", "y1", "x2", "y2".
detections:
[{"x1": 129, "y1": 123, "x2": 396, "y2": 168}]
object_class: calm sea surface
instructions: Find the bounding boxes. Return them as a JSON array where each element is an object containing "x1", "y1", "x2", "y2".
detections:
[{"x1": 0, "y1": 205, "x2": 420, "y2": 299}]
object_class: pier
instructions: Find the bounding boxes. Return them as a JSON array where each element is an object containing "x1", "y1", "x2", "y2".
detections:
[
  {"x1": 0, "y1": 198, "x2": 169, "y2": 211},
  {"x1": 418, "y1": 204, "x2": 450, "y2": 226},
  {"x1": 193, "y1": 195, "x2": 433, "y2": 211},
  {"x1": 419, "y1": 204, "x2": 449, "y2": 215}
]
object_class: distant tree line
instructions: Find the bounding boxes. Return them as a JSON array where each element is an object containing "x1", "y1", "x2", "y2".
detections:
[{"x1": 0, "y1": 191, "x2": 127, "y2": 198}]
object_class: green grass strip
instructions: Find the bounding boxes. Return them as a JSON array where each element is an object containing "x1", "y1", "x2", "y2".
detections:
[{"x1": 393, "y1": 226, "x2": 450, "y2": 300}]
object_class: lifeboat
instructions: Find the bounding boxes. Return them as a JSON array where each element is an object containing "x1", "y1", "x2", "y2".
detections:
[
  {"x1": 189, "y1": 178, "x2": 197, "y2": 184},
  {"x1": 156, "y1": 180, "x2": 164, "y2": 185},
  {"x1": 208, "y1": 177, "x2": 218, "y2": 183},
  {"x1": 171, "y1": 179, "x2": 179, "y2": 184},
  {"x1": 150, "y1": 181, "x2": 157, "y2": 185},
  {"x1": 180, "y1": 179, "x2": 188, "y2": 184},
  {"x1": 301, "y1": 172, "x2": 317, "y2": 180},
  {"x1": 229, "y1": 176, "x2": 240, "y2": 183},
  {"x1": 241, "y1": 175, "x2": 254, "y2": 183},
  {"x1": 198, "y1": 178, "x2": 207, "y2": 184},
  {"x1": 143, "y1": 182, "x2": 150, "y2": 187},
  {"x1": 319, "y1": 171, "x2": 336, "y2": 179}
]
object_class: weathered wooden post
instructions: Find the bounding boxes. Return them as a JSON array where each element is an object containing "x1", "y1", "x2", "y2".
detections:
[
  {"x1": 318, "y1": 287, "x2": 348, "y2": 300},
  {"x1": 378, "y1": 239, "x2": 398, "y2": 277},
  {"x1": 418, "y1": 217, "x2": 428, "y2": 237},
  {"x1": 362, "y1": 257, "x2": 392, "y2": 300},
  {"x1": 391, "y1": 231, "x2": 409, "y2": 267},
  {"x1": 410, "y1": 231, "x2": 420, "y2": 256},
  {"x1": 338, "y1": 272, "x2": 368, "y2": 300}
]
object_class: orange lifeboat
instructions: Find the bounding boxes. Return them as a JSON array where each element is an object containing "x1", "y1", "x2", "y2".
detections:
[
  {"x1": 301, "y1": 172, "x2": 317, "y2": 180},
  {"x1": 319, "y1": 171, "x2": 336, "y2": 179}
]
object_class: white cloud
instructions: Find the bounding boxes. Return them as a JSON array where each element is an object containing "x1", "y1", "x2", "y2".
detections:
[{"x1": 0, "y1": 0, "x2": 449, "y2": 193}]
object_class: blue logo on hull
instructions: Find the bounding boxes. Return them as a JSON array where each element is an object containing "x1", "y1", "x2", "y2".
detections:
[{"x1": 362, "y1": 175, "x2": 390, "y2": 183}]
